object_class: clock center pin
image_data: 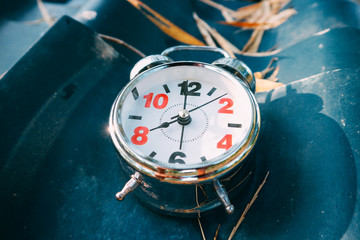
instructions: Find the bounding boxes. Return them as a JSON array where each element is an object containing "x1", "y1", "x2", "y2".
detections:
[{"x1": 177, "y1": 109, "x2": 191, "y2": 125}]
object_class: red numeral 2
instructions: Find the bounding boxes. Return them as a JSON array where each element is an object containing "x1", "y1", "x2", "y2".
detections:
[
  {"x1": 217, "y1": 134, "x2": 232, "y2": 150},
  {"x1": 218, "y1": 98, "x2": 233, "y2": 114},
  {"x1": 131, "y1": 126, "x2": 149, "y2": 145},
  {"x1": 144, "y1": 93, "x2": 169, "y2": 109}
]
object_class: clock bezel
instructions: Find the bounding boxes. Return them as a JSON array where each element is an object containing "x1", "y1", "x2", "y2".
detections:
[{"x1": 109, "y1": 61, "x2": 260, "y2": 184}]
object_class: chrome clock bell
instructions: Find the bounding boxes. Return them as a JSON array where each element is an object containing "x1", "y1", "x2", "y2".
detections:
[{"x1": 109, "y1": 45, "x2": 260, "y2": 215}]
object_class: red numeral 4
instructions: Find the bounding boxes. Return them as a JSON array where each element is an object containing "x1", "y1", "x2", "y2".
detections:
[{"x1": 217, "y1": 134, "x2": 232, "y2": 150}]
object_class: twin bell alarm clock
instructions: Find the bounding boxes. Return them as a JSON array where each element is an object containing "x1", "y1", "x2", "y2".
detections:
[{"x1": 108, "y1": 45, "x2": 260, "y2": 216}]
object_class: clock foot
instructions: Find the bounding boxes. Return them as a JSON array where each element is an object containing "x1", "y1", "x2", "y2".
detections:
[
  {"x1": 116, "y1": 172, "x2": 142, "y2": 201},
  {"x1": 214, "y1": 179, "x2": 234, "y2": 214}
]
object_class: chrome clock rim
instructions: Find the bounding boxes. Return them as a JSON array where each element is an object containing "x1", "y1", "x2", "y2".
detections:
[{"x1": 109, "y1": 61, "x2": 260, "y2": 184}]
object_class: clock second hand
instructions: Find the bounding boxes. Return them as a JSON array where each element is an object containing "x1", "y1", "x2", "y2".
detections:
[
  {"x1": 150, "y1": 92, "x2": 227, "y2": 131},
  {"x1": 170, "y1": 93, "x2": 228, "y2": 120}
]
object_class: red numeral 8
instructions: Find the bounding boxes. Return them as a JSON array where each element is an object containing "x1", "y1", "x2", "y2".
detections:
[{"x1": 131, "y1": 126, "x2": 149, "y2": 145}]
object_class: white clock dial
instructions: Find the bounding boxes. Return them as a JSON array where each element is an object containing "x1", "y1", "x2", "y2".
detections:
[{"x1": 115, "y1": 63, "x2": 256, "y2": 169}]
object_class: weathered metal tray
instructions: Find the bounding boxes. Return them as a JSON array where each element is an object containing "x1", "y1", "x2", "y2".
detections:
[{"x1": 0, "y1": 0, "x2": 359, "y2": 239}]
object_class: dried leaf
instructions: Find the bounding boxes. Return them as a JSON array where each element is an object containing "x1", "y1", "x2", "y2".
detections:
[
  {"x1": 247, "y1": 28, "x2": 264, "y2": 52},
  {"x1": 219, "y1": 8, "x2": 296, "y2": 30},
  {"x1": 242, "y1": 28, "x2": 264, "y2": 52},
  {"x1": 256, "y1": 79, "x2": 284, "y2": 92},
  {"x1": 246, "y1": 1, "x2": 269, "y2": 23},
  {"x1": 127, "y1": 0, "x2": 205, "y2": 46},
  {"x1": 276, "y1": 0, "x2": 292, "y2": 11},
  {"x1": 199, "y1": 0, "x2": 237, "y2": 16},
  {"x1": 254, "y1": 72, "x2": 263, "y2": 80},
  {"x1": 218, "y1": 21, "x2": 264, "y2": 28},
  {"x1": 266, "y1": 8, "x2": 297, "y2": 28},
  {"x1": 237, "y1": 49, "x2": 282, "y2": 56},
  {"x1": 206, "y1": 27, "x2": 239, "y2": 58},
  {"x1": 37, "y1": 0, "x2": 55, "y2": 26},
  {"x1": 233, "y1": 2, "x2": 262, "y2": 20},
  {"x1": 219, "y1": 9, "x2": 295, "y2": 30},
  {"x1": 193, "y1": 12, "x2": 217, "y2": 47},
  {"x1": 221, "y1": 10, "x2": 236, "y2": 23},
  {"x1": 193, "y1": 13, "x2": 240, "y2": 58}
]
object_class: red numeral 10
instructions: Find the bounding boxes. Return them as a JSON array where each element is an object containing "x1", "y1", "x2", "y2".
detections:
[
  {"x1": 218, "y1": 98, "x2": 234, "y2": 114},
  {"x1": 217, "y1": 134, "x2": 232, "y2": 150},
  {"x1": 131, "y1": 126, "x2": 149, "y2": 145},
  {"x1": 144, "y1": 93, "x2": 169, "y2": 109}
]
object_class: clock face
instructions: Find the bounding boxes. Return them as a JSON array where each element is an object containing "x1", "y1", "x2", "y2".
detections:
[{"x1": 112, "y1": 62, "x2": 258, "y2": 171}]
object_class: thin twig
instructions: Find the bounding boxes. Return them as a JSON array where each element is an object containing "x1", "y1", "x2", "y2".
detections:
[
  {"x1": 228, "y1": 171, "x2": 252, "y2": 193},
  {"x1": 228, "y1": 171, "x2": 270, "y2": 240},
  {"x1": 99, "y1": 34, "x2": 146, "y2": 58},
  {"x1": 260, "y1": 57, "x2": 278, "y2": 77},
  {"x1": 268, "y1": 66, "x2": 280, "y2": 81},
  {"x1": 214, "y1": 224, "x2": 221, "y2": 240},
  {"x1": 196, "y1": 185, "x2": 207, "y2": 240},
  {"x1": 198, "y1": 217, "x2": 207, "y2": 240}
]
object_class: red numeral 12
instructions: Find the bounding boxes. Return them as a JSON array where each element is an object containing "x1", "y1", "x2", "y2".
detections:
[{"x1": 217, "y1": 134, "x2": 232, "y2": 150}]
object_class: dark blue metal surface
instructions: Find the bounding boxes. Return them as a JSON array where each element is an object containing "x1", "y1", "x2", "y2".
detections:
[{"x1": 0, "y1": 0, "x2": 359, "y2": 239}]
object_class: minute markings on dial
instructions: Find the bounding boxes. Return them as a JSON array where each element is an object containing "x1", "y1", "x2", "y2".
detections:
[
  {"x1": 131, "y1": 87, "x2": 139, "y2": 100},
  {"x1": 128, "y1": 115, "x2": 142, "y2": 120},
  {"x1": 170, "y1": 93, "x2": 228, "y2": 120},
  {"x1": 149, "y1": 151, "x2": 157, "y2": 158},
  {"x1": 207, "y1": 87, "x2": 217, "y2": 96},
  {"x1": 228, "y1": 123, "x2": 242, "y2": 128},
  {"x1": 163, "y1": 84, "x2": 170, "y2": 93}
]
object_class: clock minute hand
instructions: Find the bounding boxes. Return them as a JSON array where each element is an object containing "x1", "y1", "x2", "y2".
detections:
[{"x1": 170, "y1": 93, "x2": 228, "y2": 120}]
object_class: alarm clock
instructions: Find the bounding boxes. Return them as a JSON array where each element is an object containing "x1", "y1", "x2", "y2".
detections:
[{"x1": 109, "y1": 45, "x2": 260, "y2": 215}]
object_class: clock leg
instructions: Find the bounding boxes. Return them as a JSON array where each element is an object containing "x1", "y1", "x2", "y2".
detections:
[
  {"x1": 116, "y1": 172, "x2": 142, "y2": 201},
  {"x1": 214, "y1": 179, "x2": 235, "y2": 214}
]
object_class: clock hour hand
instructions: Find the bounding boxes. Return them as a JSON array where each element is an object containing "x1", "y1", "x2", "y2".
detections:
[{"x1": 149, "y1": 119, "x2": 178, "y2": 131}]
